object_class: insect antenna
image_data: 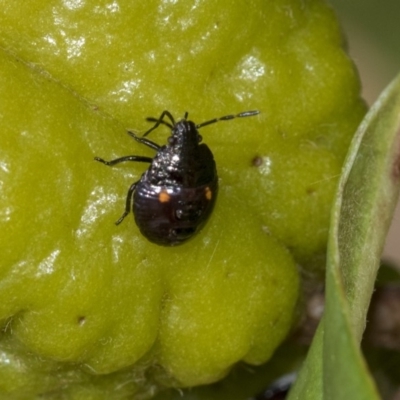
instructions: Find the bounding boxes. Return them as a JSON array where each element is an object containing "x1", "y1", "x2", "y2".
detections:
[
  {"x1": 196, "y1": 110, "x2": 259, "y2": 129},
  {"x1": 146, "y1": 117, "x2": 174, "y2": 130},
  {"x1": 143, "y1": 110, "x2": 176, "y2": 137}
]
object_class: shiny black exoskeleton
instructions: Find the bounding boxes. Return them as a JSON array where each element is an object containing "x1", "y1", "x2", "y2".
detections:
[{"x1": 95, "y1": 109, "x2": 259, "y2": 246}]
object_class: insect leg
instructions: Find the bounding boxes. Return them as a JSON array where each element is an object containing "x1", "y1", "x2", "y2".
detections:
[
  {"x1": 115, "y1": 181, "x2": 138, "y2": 225},
  {"x1": 142, "y1": 110, "x2": 176, "y2": 137},
  {"x1": 127, "y1": 131, "x2": 161, "y2": 151},
  {"x1": 94, "y1": 155, "x2": 153, "y2": 166}
]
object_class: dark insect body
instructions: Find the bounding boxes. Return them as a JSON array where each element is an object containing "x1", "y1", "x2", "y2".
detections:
[{"x1": 95, "y1": 109, "x2": 259, "y2": 246}]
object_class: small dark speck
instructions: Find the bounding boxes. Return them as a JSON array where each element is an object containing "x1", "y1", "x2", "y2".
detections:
[
  {"x1": 77, "y1": 316, "x2": 86, "y2": 326},
  {"x1": 252, "y1": 156, "x2": 263, "y2": 167},
  {"x1": 306, "y1": 187, "x2": 316, "y2": 195}
]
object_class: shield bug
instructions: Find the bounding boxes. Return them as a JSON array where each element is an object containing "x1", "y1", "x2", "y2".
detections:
[{"x1": 95, "y1": 109, "x2": 259, "y2": 246}]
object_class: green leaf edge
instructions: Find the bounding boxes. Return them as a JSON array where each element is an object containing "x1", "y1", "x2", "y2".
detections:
[{"x1": 288, "y1": 71, "x2": 400, "y2": 400}]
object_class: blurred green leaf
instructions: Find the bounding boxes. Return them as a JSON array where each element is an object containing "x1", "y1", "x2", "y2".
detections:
[{"x1": 289, "y1": 72, "x2": 400, "y2": 400}]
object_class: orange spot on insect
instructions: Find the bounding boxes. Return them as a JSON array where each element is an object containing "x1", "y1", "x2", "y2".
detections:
[
  {"x1": 159, "y1": 191, "x2": 171, "y2": 203},
  {"x1": 205, "y1": 187, "x2": 212, "y2": 200}
]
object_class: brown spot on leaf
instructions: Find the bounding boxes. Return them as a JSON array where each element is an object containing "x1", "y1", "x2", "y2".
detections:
[
  {"x1": 306, "y1": 187, "x2": 316, "y2": 195},
  {"x1": 252, "y1": 156, "x2": 263, "y2": 167}
]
